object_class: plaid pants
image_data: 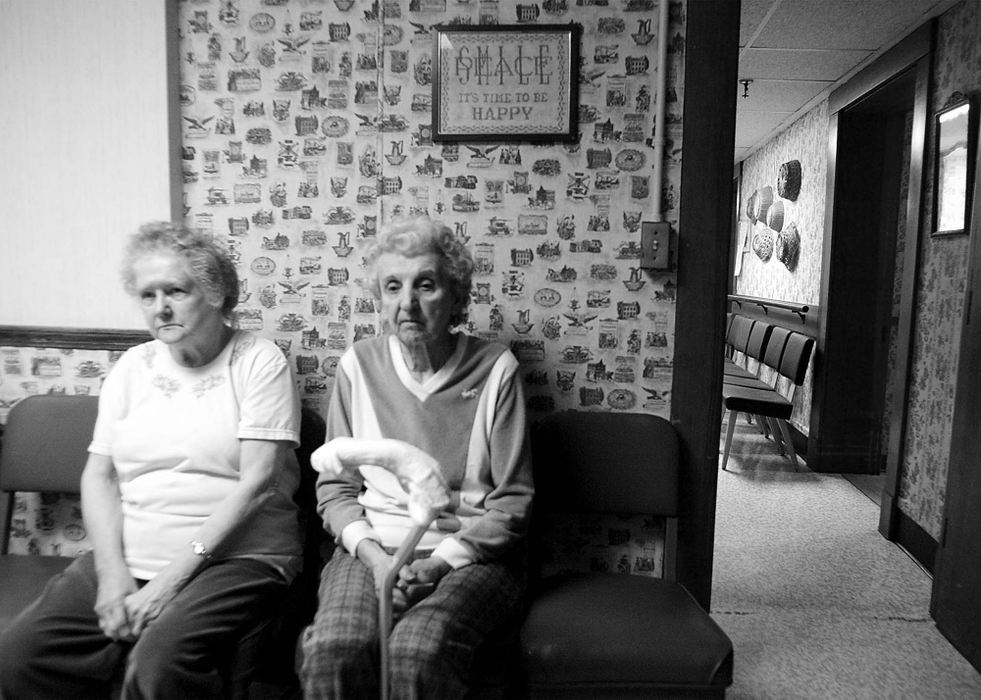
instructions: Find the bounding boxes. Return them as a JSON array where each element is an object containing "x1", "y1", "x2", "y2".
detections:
[{"x1": 300, "y1": 550, "x2": 525, "y2": 700}]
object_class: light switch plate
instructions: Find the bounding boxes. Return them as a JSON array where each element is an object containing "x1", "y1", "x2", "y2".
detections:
[{"x1": 641, "y1": 221, "x2": 672, "y2": 270}]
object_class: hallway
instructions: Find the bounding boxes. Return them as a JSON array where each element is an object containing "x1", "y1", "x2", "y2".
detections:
[{"x1": 713, "y1": 422, "x2": 981, "y2": 698}]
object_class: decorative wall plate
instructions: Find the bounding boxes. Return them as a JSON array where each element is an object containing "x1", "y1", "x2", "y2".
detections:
[
  {"x1": 776, "y1": 222, "x2": 801, "y2": 271},
  {"x1": 752, "y1": 186, "x2": 773, "y2": 222},
  {"x1": 752, "y1": 228, "x2": 774, "y2": 261},
  {"x1": 767, "y1": 199, "x2": 785, "y2": 232},
  {"x1": 778, "y1": 159, "x2": 802, "y2": 201}
]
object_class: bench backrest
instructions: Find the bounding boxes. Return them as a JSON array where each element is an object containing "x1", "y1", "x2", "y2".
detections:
[
  {"x1": 1, "y1": 395, "x2": 328, "y2": 562},
  {"x1": 0, "y1": 395, "x2": 96, "y2": 495},
  {"x1": 531, "y1": 410, "x2": 679, "y2": 517},
  {"x1": 778, "y1": 332, "x2": 815, "y2": 386},
  {"x1": 744, "y1": 320, "x2": 773, "y2": 363},
  {"x1": 0, "y1": 395, "x2": 98, "y2": 554},
  {"x1": 530, "y1": 411, "x2": 681, "y2": 581},
  {"x1": 763, "y1": 326, "x2": 793, "y2": 368},
  {"x1": 726, "y1": 314, "x2": 754, "y2": 355}
]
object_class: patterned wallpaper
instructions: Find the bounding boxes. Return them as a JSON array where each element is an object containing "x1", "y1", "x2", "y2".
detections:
[
  {"x1": 179, "y1": 0, "x2": 684, "y2": 421},
  {"x1": 734, "y1": 101, "x2": 827, "y2": 433},
  {"x1": 899, "y1": 0, "x2": 981, "y2": 539},
  {"x1": 1, "y1": 0, "x2": 687, "y2": 576}
]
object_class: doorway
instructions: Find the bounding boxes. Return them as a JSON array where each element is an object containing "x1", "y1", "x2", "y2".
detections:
[
  {"x1": 809, "y1": 25, "x2": 931, "y2": 489},
  {"x1": 811, "y1": 71, "x2": 915, "y2": 475}
]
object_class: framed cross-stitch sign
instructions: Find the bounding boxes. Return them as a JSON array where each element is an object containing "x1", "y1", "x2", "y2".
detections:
[{"x1": 432, "y1": 24, "x2": 581, "y2": 143}]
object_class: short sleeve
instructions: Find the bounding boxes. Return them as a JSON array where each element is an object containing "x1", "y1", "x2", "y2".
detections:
[
  {"x1": 88, "y1": 347, "x2": 134, "y2": 456},
  {"x1": 234, "y1": 336, "x2": 301, "y2": 447}
]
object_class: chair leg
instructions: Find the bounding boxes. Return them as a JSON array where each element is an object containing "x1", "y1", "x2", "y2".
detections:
[
  {"x1": 767, "y1": 417, "x2": 785, "y2": 454},
  {"x1": 777, "y1": 419, "x2": 799, "y2": 471},
  {"x1": 758, "y1": 414, "x2": 771, "y2": 438},
  {"x1": 721, "y1": 409, "x2": 738, "y2": 471}
]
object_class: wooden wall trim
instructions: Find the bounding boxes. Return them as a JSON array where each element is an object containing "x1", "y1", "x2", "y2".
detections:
[
  {"x1": 895, "y1": 508, "x2": 938, "y2": 575},
  {"x1": 810, "y1": 111, "x2": 839, "y2": 472},
  {"x1": 671, "y1": 0, "x2": 740, "y2": 610},
  {"x1": 728, "y1": 298, "x2": 820, "y2": 338},
  {"x1": 0, "y1": 326, "x2": 150, "y2": 351},
  {"x1": 815, "y1": 21, "x2": 934, "y2": 479},
  {"x1": 164, "y1": 0, "x2": 184, "y2": 221},
  {"x1": 880, "y1": 48, "x2": 933, "y2": 539}
]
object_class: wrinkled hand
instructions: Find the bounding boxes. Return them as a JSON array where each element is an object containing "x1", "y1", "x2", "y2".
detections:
[
  {"x1": 395, "y1": 556, "x2": 451, "y2": 611},
  {"x1": 95, "y1": 569, "x2": 138, "y2": 642},
  {"x1": 123, "y1": 572, "x2": 182, "y2": 638}
]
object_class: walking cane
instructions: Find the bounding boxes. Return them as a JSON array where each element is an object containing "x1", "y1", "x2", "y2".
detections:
[{"x1": 311, "y1": 437, "x2": 451, "y2": 700}]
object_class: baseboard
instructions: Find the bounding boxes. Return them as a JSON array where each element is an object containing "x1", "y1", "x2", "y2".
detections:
[{"x1": 893, "y1": 509, "x2": 938, "y2": 575}]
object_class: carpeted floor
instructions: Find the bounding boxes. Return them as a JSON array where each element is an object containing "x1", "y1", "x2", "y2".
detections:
[{"x1": 713, "y1": 421, "x2": 981, "y2": 699}]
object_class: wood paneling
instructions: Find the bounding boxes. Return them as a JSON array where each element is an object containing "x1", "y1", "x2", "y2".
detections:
[{"x1": 671, "y1": 0, "x2": 740, "y2": 609}]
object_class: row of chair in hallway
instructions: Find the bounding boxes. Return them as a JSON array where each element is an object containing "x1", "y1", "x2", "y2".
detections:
[{"x1": 721, "y1": 313, "x2": 815, "y2": 471}]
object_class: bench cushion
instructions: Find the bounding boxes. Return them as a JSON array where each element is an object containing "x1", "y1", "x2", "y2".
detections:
[
  {"x1": 0, "y1": 554, "x2": 74, "y2": 633},
  {"x1": 722, "y1": 383, "x2": 792, "y2": 418},
  {"x1": 722, "y1": 358, "x2": 756, "y2": 380},
  {"x1": 723, "y1": 373, "x2": 772, "y2": 390},
  {"x1": 520, "y1": 573, "x2": 732, "y2": 694}
]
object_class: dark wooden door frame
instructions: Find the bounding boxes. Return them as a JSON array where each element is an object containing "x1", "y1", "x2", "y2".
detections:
[
  {"x1": 670, "y1": 0, "x2": 740, "y2": 609},
  {"x1": 809, "y1": 23, "x2": 932, "y2": 539},
  {"x1": 872, "y1": 29, "x2": 932, "y2": 542}
]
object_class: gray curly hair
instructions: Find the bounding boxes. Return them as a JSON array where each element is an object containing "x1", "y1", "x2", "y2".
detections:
[
  {"x1": 121, "y1": 221, "x2": 239, "y2": 317},
  {"x1": 363, "y1": 216, "x2": 473, "y2": 327}
]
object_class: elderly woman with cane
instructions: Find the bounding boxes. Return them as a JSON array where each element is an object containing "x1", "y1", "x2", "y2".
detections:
[
  {"x1": 0, "y1": 221, "x2": 302, "y2": 699},
  {"x1": 300, "y1": 215, "x2": 534, "y2": 699}
]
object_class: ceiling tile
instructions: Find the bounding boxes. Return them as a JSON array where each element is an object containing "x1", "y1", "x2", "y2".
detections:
[
  {"x1": 753, "y1": 0, "x2": 939, "y2": 50},
  {"x1": 734, "y1": 111, "x2": 793, "y2": 149},
  {"x1": 739, "y1": 48, "x2": 872, "y2": 81},
  {"x1": 740, "y1": 0, "x2": 778, "y2": 46}
]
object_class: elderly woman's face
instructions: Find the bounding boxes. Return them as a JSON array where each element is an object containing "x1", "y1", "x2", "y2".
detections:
[
  {"x1": 376, "y1": 251, "x2": 458, "y2": 347},
  {"x1": 132, "y1": 252, "x2": 223, "y2": 347}
]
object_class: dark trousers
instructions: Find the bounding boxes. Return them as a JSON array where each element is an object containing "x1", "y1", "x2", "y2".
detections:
[{"x1": 0, "y1": 551, "x2": 287, "y2": 700}]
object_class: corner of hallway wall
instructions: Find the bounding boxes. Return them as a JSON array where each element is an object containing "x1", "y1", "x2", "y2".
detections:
[
  {"x1": 732, "y1": 100, "x2": 829, "y2": 434},
  {"x1": 898, "y1": 0, "x2": 981, "y2": 539}
]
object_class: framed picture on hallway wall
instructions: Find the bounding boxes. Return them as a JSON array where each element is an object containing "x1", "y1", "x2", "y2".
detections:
[
  {"x1": 431, "y1": 24, "x2": 581, "y2": 143},
  {"x1": 932, "y1": 92, "x2": 978, "y2": 236}
]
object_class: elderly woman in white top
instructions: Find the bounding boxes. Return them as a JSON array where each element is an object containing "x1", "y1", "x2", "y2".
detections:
[{"x1": 0, "y1": 221, "x2": 302, "y2": 699}]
